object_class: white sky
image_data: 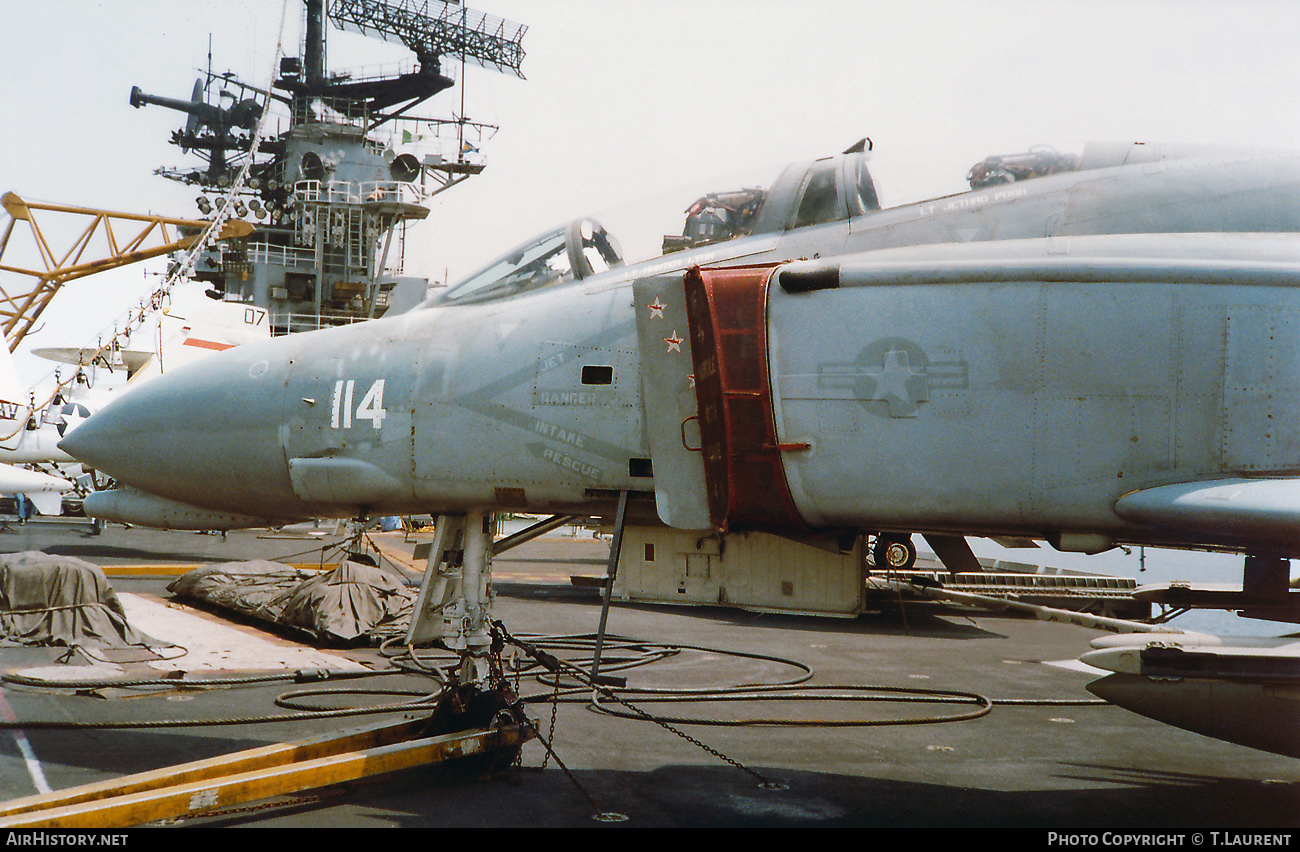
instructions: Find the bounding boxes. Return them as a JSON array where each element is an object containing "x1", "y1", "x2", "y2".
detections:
[{"x1": 3, "y1": 0, "x2": 1300, "y2": 349}]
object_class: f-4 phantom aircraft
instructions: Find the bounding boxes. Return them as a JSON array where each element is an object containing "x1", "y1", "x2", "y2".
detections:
[{"x1": 59, "y1": 140, "x2": 1300, "y2": 754}]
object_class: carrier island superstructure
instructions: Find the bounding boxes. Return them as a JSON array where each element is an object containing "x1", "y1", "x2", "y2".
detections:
[{"x1": 130, "y1": 0, "x2": 526, "y2": 333}]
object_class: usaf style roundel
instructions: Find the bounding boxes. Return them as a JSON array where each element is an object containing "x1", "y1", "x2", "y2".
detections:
[{"x1": 853, "y1": 337, "x2": 930, "y2": 418}]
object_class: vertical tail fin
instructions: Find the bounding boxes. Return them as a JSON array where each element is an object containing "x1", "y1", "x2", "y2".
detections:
[{"x1": 127, "y1": 297, "x2": 270, "y2": 386}]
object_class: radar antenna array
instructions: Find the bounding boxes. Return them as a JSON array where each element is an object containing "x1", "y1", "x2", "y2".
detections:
[{"x1": 327, "y1": 0, "x2": 527, "y2": 78}]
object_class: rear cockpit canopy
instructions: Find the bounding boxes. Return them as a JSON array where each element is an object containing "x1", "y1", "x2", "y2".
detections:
[
  {"x1": 751, "y1": 149, "x2": 880, "y2": 236},
  {"x1": 672, "y1": 147, "x2": 880, "y2": 251}
]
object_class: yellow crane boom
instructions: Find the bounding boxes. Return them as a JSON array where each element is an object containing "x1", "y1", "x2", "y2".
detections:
[{"x1": 0, "y1": 192, "x2": 253, "y2": 351}]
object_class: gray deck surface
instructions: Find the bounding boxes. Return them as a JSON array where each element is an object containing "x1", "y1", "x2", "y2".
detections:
[{"x1": 0, "y1": 521, "x2": 1293, "y2": 829}]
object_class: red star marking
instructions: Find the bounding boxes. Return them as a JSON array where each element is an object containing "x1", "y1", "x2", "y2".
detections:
[
  {"x1": 646, "y1": 296, "x2": 667, "y2": 319},
  {"x1": 664, "y1": 330, "x2": 684, "y2": 353}
]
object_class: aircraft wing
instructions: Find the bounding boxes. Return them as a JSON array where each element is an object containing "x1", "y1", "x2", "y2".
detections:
[{"x1": 1114, "y1": 478, "x2": 1300, "y2": 551}]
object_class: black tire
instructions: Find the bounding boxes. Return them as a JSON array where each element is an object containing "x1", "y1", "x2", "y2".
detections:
[{"x1": 873, "y1": 535, "x2": 916, "y2": 570}]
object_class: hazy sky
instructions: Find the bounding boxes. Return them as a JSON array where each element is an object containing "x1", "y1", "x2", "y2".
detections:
[{"x1": 3, "y1": 0, "x2": 1300, "y2": 350}]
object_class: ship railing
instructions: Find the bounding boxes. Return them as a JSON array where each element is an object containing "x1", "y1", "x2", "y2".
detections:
[
  {"x1": 358, "y1": 180, "x2": 424, "y2": 206},
  {"x1": 336, "y1": 58, "x2": 457, "y2": 86},
  {"x1": 291, "y1": 95, "x2": 368, "y2": 129},
  {"x1": 294, "y1": 179, "x2": 425, "y2": 207},
  {"x1": 267, "y1": 310, "x2": 376, "y2": 336},
  {"x1": 294, "y1": 180, "x2": 361, "y2": 205},
  {"x1": 247, "y1": 243, "x2": 316, "y2": 269},
  {"x1": 294, "y1": 180, "x2": 322, "y2": 201}
]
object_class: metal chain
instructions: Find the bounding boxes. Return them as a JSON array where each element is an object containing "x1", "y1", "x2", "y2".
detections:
[
  {"x1": 494, "y1": 622, "x2": 779, "y2": 789},
  {"x1": 487, "y1": 622, "x2": 624, "y2": 819},
  {"x1": 539, "y1": 676, "x2": 559, "y2": 771},
  {"x1": 518, "y1": 712, "x2": 606, "y2": 816},
  {"x1": 586, "y1": 685, "x2": 778, "y2": 788}
]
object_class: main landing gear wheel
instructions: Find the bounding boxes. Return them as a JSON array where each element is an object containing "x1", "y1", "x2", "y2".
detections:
[{"x1": 873, "y1": 534, "x2": 917, "y2": 571}]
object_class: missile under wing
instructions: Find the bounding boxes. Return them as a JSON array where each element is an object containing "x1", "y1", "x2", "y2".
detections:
[{"x1": 1082, "y1": 632, "x2": 1300, "y2": 758}]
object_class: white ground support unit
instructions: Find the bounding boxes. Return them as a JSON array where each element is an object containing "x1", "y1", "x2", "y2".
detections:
[{"x1": 611, "y1": 526, "x2": 867, "y2": 617}]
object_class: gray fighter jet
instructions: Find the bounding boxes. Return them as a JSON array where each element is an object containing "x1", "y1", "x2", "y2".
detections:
[
  {"x1": 58, "y1": 140, "x2": 1300, "y2": 534},
  {"x1": 58, "y1": 140, "x2": 1300, "y2": 755}
]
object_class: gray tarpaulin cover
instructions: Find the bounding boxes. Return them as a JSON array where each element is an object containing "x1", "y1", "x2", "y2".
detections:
[
  {"x1": 0, "y1": 551, "x2": 157, "y2": 648},
  {"x1": 167, "y1": 559, "x2": 415, "y2": 646}
]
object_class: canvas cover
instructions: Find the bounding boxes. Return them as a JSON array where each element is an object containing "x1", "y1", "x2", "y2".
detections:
[
  {"x1": 0, "y1": 551, "x2": 158, "y2": 648},
  {"x1": 167, "y1": 559, "x2": 415, "y2": 646}
]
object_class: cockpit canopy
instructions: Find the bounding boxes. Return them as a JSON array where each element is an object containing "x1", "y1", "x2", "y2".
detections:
[
  {"x1": 751, "y1": 147, "x2": 881, "y2": 235},
  {"x1": 671, "y1": 145, "x2": 881, "y2": 251},
  {"x1": 430, "y1": 147, "x2": 881, "y2": 307},
  {"x1": 433, "y1": 218, "x2": 624, "y2": 306}
]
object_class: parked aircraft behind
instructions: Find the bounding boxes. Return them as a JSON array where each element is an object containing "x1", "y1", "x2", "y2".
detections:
[
  {"x1": 0, "y1": 285, "x2": 270, "y2": 466},
  {"x1": 0, "y1": 463, "x2": 70, "y2": 516}
]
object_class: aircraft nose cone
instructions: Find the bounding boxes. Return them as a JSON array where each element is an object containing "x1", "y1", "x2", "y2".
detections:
[
  {"x1": 58, "y1": 343, "x2": 294, "y2": 513},
  {"x1": 53, "y1": 416, "x2": 104, "y2": 471},
  {"x1": 55, "y1": 386, "x2": 165, "y2": 480}
]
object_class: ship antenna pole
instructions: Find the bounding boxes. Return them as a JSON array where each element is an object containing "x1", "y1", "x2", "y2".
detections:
[{"x1": 458, "y1": 52, "x2": 466, "y2": 164}]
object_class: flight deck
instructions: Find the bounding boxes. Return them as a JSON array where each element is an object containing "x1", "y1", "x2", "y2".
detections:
[{"x1": 0, "y1": 521, "x2": 1292, "y2": 829}]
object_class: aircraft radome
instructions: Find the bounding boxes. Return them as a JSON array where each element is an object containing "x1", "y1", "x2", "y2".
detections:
[{"x1": 58, "y1": 140, "x2": 1300, "y2": 756}]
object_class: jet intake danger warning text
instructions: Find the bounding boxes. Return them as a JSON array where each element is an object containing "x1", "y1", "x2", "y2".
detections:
[{"x1": 1047, "y1": 834, "x2": 1292, "y2": 847}]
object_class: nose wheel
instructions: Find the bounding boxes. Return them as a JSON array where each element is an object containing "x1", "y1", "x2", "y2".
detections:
[{"x1": 872, "y1": 533, "x2": 917, "y2": 571}]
